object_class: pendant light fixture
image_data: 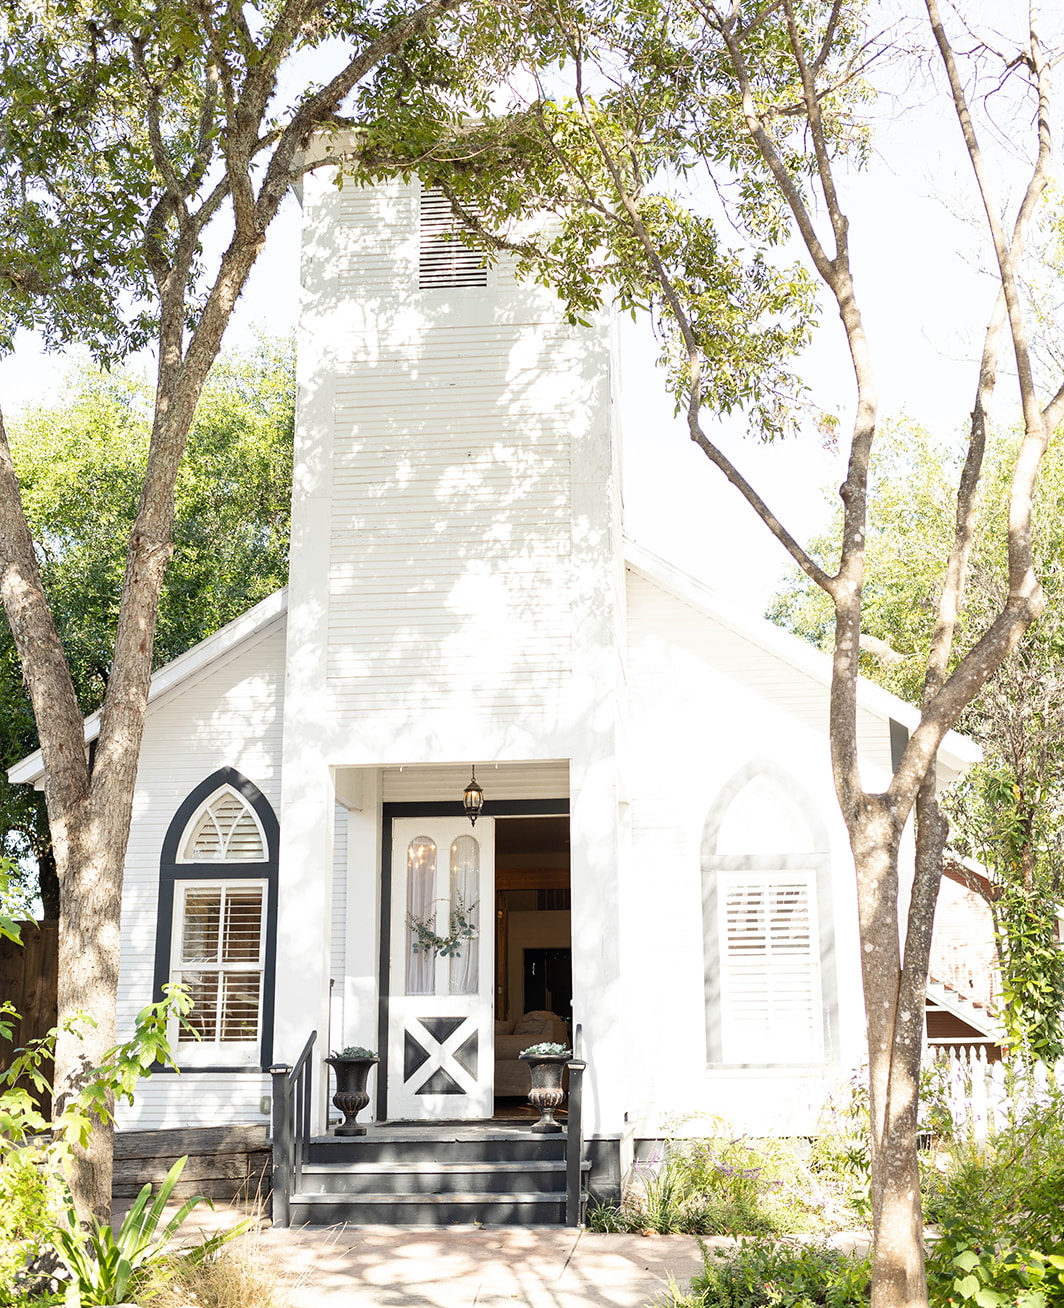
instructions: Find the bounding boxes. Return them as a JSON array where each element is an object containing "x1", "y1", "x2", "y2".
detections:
[{"x1": 462, "y1": 766, "x2": 485, "y2": 826}]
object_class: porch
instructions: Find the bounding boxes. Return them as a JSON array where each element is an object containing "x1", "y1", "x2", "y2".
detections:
[{"x1": 269, "y1": 1037, "x2": 592, "y2": 1227}]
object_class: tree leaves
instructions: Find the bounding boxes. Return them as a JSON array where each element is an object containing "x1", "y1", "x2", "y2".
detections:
[{"x1": 0, "y1": 339, "x2": 294, "y2": 900}]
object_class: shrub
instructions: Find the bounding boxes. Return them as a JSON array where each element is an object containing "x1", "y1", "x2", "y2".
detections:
[
  {"x1": 925, "y1": 1087, "x2": 1064, "y2": 1305},
  {"x1": 144, "y1": 1233, "x2": 290, "y2": 1308},
  {"x1": 0, "y1": 1140, "x2": 65, "y2": 1302},
  {"x1": 49, "y1": 1156, "x2": 248, "y2": 1306},
  {"x1": 659, "y1": 1239, "x2": 871, "y2": 1308},
  {"x1": 587, "y1": 1134, "x2": 866, "y2": 1237}
]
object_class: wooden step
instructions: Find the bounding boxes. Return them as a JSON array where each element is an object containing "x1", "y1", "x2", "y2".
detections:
[
  {"x1": 296, "y1": 1158, "x2": 588, "y2": 1196},
  {"x1": 288, "y1": 1190, "x2": 580, "y2": 1226}
]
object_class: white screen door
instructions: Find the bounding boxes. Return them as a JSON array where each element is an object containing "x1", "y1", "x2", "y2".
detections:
[{"x1": 388, "y1": 817, "x2": 495, "y2": 1119}]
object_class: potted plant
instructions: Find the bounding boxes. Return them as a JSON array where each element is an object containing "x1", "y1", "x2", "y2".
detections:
[
  {"x1": 519, "y1": 1041, "x2": 572, "y2": 1134},
  {"x1": 325, "y1": 1045, "x2": 378, "y2": 1136}
]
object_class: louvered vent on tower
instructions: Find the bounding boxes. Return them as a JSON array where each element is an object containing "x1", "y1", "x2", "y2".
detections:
[{"x1": 418, "y1": 187, "x2": 488, "y2": 289}]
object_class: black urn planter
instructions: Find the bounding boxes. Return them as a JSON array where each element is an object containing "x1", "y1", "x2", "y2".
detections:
[
  {"x1": 519, "y1": 1052, "x2": 569, "y2": 1133},
  {"x1": 326, "y1": 1055, "x2": 378, "y2": 1136}
]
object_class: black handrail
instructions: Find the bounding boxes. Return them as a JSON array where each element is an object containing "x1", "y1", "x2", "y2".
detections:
[
  {"x1": 269, "y1": 1029, "x2": 317, "y2": 1227},
  {"x1": 566, "y1": 1022, "x2": 587, "y2": 1227}
]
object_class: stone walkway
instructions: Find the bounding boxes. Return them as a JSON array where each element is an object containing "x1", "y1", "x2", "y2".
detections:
[
  {"x1": 252, "y1": 1227, "x2": 708, "y2": 1308},
  {"x1": 159, "y1": 1202, "x2": 872, "y2": 1308}
]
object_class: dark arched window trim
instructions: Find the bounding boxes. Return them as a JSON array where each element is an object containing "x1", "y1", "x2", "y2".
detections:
[{"x1": 152, "y1": 767, "x2": 279, "y2": 1072}]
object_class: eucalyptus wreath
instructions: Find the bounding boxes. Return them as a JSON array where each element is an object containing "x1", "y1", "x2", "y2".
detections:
[{"x1": 407, "y1": 892, "x2": 479, "y2": 958}]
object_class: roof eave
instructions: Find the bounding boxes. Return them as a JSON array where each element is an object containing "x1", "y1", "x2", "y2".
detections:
[
  {"x1": 623, "y1": 538, "x2": 981, "y2": 775},
  {"x1": 7, "y1": 587, "x2": 288, "y2": 787}
]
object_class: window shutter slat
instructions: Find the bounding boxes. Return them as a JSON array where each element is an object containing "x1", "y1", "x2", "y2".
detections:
[
  {"x1": 173, "y1": 882, "x2": 266, "y2": 1051},
  {"x1": 719, "y1": 872, "x2": 823, "y2": 1064}
]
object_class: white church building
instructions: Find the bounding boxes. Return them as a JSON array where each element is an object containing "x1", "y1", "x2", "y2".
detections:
[{"x1": 10, "y1": 172, "x2": 978, "y2": 1214}]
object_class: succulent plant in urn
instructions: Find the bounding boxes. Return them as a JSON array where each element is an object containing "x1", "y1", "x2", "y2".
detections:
[
  {"x1": 326, "y1": 1045, "x2": 378, "y2": 1136},
  {"x1": 519, "y1": 1042, "x2": 571, "y2": 1134}
]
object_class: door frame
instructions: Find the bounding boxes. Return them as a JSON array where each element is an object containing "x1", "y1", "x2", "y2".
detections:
[{"x1": 376, "y1": 797, "x2": 570, "y2": 1120}]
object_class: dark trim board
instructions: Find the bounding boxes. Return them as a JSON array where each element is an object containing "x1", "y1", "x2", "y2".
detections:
[
  {"x1": 376, "y1": 798, "x2": 570, "y2": 1120},
  {"x1": 151, "y1": 767, "x2": 280, "y2": 1072}
]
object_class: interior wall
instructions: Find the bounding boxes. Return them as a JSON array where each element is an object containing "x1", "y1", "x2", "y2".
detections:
[{"x1": 504, "y1": 910, "x2": 572, "y2": 1021}]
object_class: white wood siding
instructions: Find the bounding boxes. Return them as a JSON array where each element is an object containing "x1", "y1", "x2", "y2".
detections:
[
  {"x1": 327, "y1": 326, "x2": 584, "y2": 720},
  {"x1": 278, "y1": 164, "x2": 626, "y2": 1133},
  {"x1": 620, "y1": 571, "x2": 868, "y2": 1134},
  {"x1": 331, "y1": 803, "x2": 348, "y2": 981},
  {"x1": 116, "y1": 1073, "x2": 271, "y2": 1132},
  {"x1": 115, "y1": 622, "x2": 286, "y2": 1131}
]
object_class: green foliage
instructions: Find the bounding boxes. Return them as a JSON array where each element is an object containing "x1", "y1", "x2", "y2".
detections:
[
  {"x1": 0, "y1": 984, "x2": 194, "y2": 1304},
  {"x1": 50, "y1": 1156, "x2": 247, "y2": 1307},
  {"x1": 587, "y1": 1132, "x2": 866, "y2": 1237},
  {"x1": 406, "y1": 891, "x2": 479, "y2": 958},
  {"x1": 333, "y1": 1046, "x2": 377, "y2": 1059},
  {"x1": 0, "y1": 1140, "x2": 63, "y2": 1302},
  {"x1": 355, "y1": 0, "x2": 866, "y2": 441},
  {"x1": 769, "y1": 423, "x2": 1064, "y2": 1058},
  {"x1": 995, "y1": 875, "x2": 1064, "y2": 1061},
  {"x1": 934, "y1": 1245, "x2": 1064, "y2": 1308},
  {"x1": 659, "y1": 1239, "x2": 871, "y2": 1308},
  {"x1": 0, "y1": 853, "x2": 24, "y2": 946},
  {"x1": 925, "y1": 1087, "x2": 1064, "y2": 1306},
  {"x1": 0, "y1": 341, "x2": 294, "y2": 901}
]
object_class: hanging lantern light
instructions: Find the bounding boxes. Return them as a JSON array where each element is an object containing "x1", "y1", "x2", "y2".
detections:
[{"x1": 462, "y1": 766, "x2": 485, "y2": 826}]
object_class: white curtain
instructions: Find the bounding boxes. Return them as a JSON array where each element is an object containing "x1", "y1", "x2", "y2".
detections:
[
  {"x1": 449, "y1": 835, "x2": 479, "y2": 995},
  {"x1": 406, "y1": 837, "x2": 436, "y2": 995}
]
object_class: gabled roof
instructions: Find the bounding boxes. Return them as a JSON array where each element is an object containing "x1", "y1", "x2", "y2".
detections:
[
  {"x1": 8, "y1": 587, "x2": 288, "y2": 786},
  {"x1": 623, "y1": 537, "x2": 981, "y2": 778},
  {"x1": 9, "y1": 537, "x2": 980, "y2": 788}
]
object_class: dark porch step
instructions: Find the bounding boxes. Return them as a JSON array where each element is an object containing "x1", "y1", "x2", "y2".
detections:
[
  {"x1": 288, "y1": 1190, "x2": 575, "y2": 1226},
  {"x1": 296, "y1": 1158, "x2": 587, "y2": 1196},
  {"x1": 306, "y1": 1134, "x2": 568, "y2": 1165}
]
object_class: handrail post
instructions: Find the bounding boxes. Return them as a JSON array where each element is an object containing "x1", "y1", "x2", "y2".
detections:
[
  {"x1": 565, "y1": 1058, "x2": 587, "y2": 1227},
  {"x1": 269, "y1": 1029, "x2": 317, "y2": 1230},
  {"x1": 269, "y1": 1063, "x2": 292, "y2": 1228}
]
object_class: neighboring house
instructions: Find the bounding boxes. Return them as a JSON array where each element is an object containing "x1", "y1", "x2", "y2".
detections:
[
  {"x1": 926, "y1": 862, "x2": 1004, "y2": 1059},
  {"x1": 9, "y1": 174, "x2": 980, "y2": 1209}
]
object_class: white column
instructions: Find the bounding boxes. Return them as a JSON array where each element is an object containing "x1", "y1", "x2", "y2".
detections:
[
  {"x1": 567, "y1": 317, "x2": 629, "y2": 1140},
  {"x1": 343, "y1": 769, "x2": 383, "y2": 1105},
  {"x1": 274, "y1": 165, "x2": 340, "y2": 1122}
]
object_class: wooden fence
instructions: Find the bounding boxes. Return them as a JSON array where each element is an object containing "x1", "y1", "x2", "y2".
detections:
[
  {"x1": 928, "y1": 1045, "x2": 1064, "y2": 1142},
  {"x1": 0, "y1": 919, "x2": 59, "y2": 1116}
]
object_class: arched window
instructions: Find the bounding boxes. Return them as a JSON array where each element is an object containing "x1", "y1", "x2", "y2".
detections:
[
  {"x1": 153, "y1": 769, "x2": 278, "y2": 1070},
  {"x1": 178, "y1": 785, "x2": 267, "y2": 862},
  {"x1": 702, "y1": 763, "x2": 836, "y2": 1067}
]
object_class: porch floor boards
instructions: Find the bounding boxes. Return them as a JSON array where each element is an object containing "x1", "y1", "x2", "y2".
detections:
[{"x1": 315, "y1": 1122, "x2": 560, "y2": 1144}]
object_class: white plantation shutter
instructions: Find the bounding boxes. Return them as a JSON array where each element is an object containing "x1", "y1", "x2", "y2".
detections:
[
  {"x1": 718, "y1": 871, "x2": 823, "y2": 1064},
  {"x1": 180, "y1": 788, "x2": 266, "y2": 862},
  {"x1": 418, "y1": 187, "x2": 487, "y2": 288},
  {"x1": 173, "y1": 882, "x2": 266, "y2": 1055}
]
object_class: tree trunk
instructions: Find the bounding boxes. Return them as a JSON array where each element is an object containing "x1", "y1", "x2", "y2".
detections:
[
  {"x1": 869, "y1": 1093, "x2": 926, "y2": 1308},
  {"x1": 51, "y1": 797, "x2": 129, "y2": 1223},
  {"x1": 849, "y1": 805, "x2": 929, "y2": 1308},
  {"x1": 36, "y1": 824, "x2": 60, "y2": 920}
]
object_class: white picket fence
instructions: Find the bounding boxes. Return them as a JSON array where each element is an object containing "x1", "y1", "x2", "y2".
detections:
[{"x1": 927, "y1": 1046, "x2": 1064, "y2": 1141}]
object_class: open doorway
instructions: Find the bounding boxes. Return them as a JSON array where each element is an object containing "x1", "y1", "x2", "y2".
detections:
[{"x1": 493, "y1": 815, "x2": 572, "y2": 1116}]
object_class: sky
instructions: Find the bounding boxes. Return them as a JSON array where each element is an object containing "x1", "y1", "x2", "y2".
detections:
[{"x1": 0, "y1": 3, "x2": 1059, "y2": 615}]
